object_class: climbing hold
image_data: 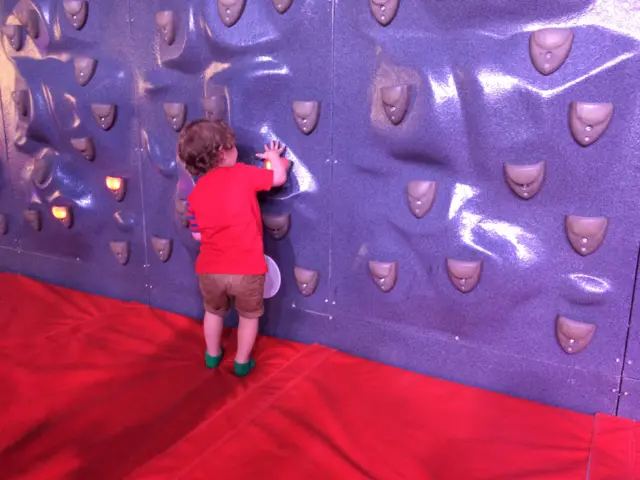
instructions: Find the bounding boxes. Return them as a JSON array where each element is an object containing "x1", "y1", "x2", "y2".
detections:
[
  {"x1": 91, "y1": 104, "x2": 117, "y2": 131},
  {"x1": 203, "y1": 95, "x2": 226, "y2": 122},
  {"x1": 12, "y1": 90, "x2": 28, "y2": 118},
  {"x1": 292, "y1": 101, "x2": 320, "y2": 135},
  {"x1": 504, "y1": 161, "x2": 545, "y2": 200},
  {"x1": 556, "y1": 315, "x2": 596, "y2": 354},
  {"x1": 446, "y1": 258, "x2": 482, "y2": 293},
  {"x1": 73, "y1": 57, "x2": 97, "y2": 86},
  {"x1": 263, "y1": 213, "x2": 291, "y2": 240},
  {"x1": 272, "y1": 0, "x2": 293, "y2": 14},
  {"x1": 105, "y1": 176, "x2": 126, "y2": 202},
  {"x1": 163, "y1": 103, "x2": 187, "y2": 131},
  {"x1": 217, "y1": 0, "x2": 246, "y2": 27},
  {"x1": 31, "y1": 153, "x2": 54, "y2": 187},
  {"x1": 16, "y1": 7, "x2": 39, "y2": 39},
  {"x1": 529, "y1": 28, "x2": 573, "y2": 75},
  {"x1": 569, "y1": 102, "x2": 613, "y2": 147},
  {"x1": 293, "y1": 266, "x2": 319, "y2": 296},
  {"x1": 368, "y1": 261, "x2": 398, "y2": 293},
  {"x1": 407, "y1": 180, "x2": 437, "y2": 218},
  {"x1": 1, "y1": 25, "x2": 24, "y2": 51},
  {"x1": 565, "y1": 216, "x2": 608, "y2": 256},
  {"x1": 0, "y1": 214, "x2": 8, "y2": 235},
  {"x1": 51, "y1": 206, "x2": 73, "y2": 229},
  {"x1": 24, "y1": 209, "x2": 41, "y2": 231},
  {"x1": 381, "y1": 85, "x2": 410, "y2": 125},
  {"x1": 369, "y1": 0, "x2": 399, "y2": 26},
  {"x1": 70, "y1": 137, "x2": 95, "y2": 161},
  {"x1": 264, "y1": 156, "x2": 292, "y2": 174},
  {"x1": 155, "y1": 11, "x2": 176, "y2": 46},
  {"x1": 151, "y1": 236, "x2": 172, "y2": 263},
  {"x1": 62, "y1": 0, "x2": 88, "y2": 30},
  {"x1": 109, "y1": 240, "x2": 130, "y2": 265}
]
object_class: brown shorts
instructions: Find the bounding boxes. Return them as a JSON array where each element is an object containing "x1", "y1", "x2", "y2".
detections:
[{"x1": 198, "y1": 274, "x2": 266, "y2": 318}]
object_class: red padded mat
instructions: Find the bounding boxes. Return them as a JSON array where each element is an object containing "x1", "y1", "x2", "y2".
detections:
[{"x1": 0, "y1": 273, "x2": 636, "y2": 479}]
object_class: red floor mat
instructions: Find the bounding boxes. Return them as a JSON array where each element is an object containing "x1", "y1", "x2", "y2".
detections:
[{"x1": 0, "y1": 273, "x2": 636, "y2": 479}]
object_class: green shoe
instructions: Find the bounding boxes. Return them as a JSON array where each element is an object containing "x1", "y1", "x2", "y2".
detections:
[
  {"x1": 234, "y1": 358, "x2": 256, "y2": 377},
  {"x1": 205, "y1": 348, "x2": 224, "y2": 369}
]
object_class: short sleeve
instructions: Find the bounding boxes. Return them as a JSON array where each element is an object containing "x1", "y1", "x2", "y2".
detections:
[{"x1": 240, "y1": 163, "x2": 274, "y2": 192}]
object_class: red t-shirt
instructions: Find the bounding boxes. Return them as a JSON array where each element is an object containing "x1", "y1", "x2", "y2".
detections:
[{"x1": 186, "y1": 163, "x2": 274, "y2": 275}]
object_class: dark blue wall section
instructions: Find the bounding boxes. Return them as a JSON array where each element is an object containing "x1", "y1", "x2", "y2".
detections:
[{"x1": 1, "y1": 0, "x2": 639, "y2": 417}]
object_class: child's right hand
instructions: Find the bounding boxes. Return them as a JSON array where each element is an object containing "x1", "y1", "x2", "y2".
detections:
[
  {"x1": 256, "y1": 140, "x2": 288, "y2": 187},
  {"x1": 255, "y1": 140, "x2": 285, "y2": 165}
]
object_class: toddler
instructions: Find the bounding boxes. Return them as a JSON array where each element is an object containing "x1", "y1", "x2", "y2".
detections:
[{"x1": 177, "y1": 119, "x2": 287, "y2": 376}]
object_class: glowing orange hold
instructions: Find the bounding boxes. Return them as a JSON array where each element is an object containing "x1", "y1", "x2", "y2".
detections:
[
  {"x1": 51, "y1": 206, "x2": 68, "y2": 220},
  {"x1": 105, "y1": 176, "x2": 122, "y2": 191},
  {"x1": 265, "y1": 157, "x2": 291, "y2": 171}
]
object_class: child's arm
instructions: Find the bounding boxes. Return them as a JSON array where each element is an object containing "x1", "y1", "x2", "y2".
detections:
[
  {"x1": 186, "y1": 201, "x2": 201, "y2": 241},
  {"x1": 255, "y1": 140, "x2": 287, "y2": 187}
]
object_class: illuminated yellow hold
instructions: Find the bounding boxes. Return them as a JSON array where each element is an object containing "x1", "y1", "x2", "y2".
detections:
[
  {"x1": 51, "y1": 206, "x2": 69, "y2": 220},
  {"x1": 105, "y1": 176, "x2": 122, "y2": 191}
]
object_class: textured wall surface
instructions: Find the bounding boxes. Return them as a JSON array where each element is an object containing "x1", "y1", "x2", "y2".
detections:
[{"x1": 1, "y1": 0, "x2": 640, "y2": 417}]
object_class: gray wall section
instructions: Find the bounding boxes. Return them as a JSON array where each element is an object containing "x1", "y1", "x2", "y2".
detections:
[{"x1": 0, "y1": 0, "x2": 639, "y2": 416}]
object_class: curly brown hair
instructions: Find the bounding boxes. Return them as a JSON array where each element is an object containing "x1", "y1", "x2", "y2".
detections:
[{"x1": 177, "y1": 119, "x2": 236, "y2": 176}]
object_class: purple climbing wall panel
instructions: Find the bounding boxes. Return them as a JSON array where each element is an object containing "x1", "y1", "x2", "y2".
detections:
[{"x1": 1, "y1": 0, "x2": 639, "y2": 416}]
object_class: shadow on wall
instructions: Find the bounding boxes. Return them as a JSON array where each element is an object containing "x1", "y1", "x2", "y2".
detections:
[
  {"x1": 260, "y1": 232, "x2": 295, "y2": 336},
  {"x1": 0, "y1": 307, "x2": 273, "y2": 479}
]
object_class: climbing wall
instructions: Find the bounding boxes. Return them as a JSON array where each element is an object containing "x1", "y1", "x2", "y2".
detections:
[{"x1": 1, "y1": 0, "x2": 639, "y2": 417}]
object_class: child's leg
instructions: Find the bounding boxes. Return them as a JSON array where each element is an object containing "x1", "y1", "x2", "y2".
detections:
[
  {"x1": 231, "y1": 274, "x2": 266, "y2": 376},
  {"x1": 203, "y1": 311, "x2": 224, "y2": 357},
  {"x1": 236, "y1": 315, "x2": 259, "y2": 364},
  {"x1": 198, "y1": 274, "x2": 231, "y2": 368}
]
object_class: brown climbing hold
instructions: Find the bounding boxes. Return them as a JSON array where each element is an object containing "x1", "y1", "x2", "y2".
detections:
[
  {"x1": 369, "y1": 260, "x2": 398, "y2": 292},
  {"x1": 293, "y1": 266, "x2": 319, "y2": 296}
]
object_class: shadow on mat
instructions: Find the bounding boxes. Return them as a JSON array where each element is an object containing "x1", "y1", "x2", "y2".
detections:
[{"x1": 0, "y1": 321, "x2": 260, "y2": 480}]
